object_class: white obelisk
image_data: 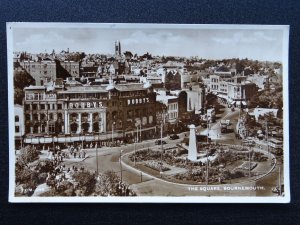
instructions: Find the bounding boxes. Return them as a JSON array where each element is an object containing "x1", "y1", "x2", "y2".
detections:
[{"x1": 188, "y1": 124, "x2": 197, "y2": 161}]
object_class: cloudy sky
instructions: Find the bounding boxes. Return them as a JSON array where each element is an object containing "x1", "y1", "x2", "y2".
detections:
[{"x1": 12, "y1": 24, "x2": 286, "y2": 61}]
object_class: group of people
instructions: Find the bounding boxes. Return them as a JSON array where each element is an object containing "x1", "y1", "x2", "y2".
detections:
[
  {"x1": 68, "y1": 144, "x2": 87, "y2": 159},
  {"x1": 47, "y1": 146, "x2": 68, "y2": 165},
  {"x1": 46, "y1": 163, "x2": 86, "y2": 190}
]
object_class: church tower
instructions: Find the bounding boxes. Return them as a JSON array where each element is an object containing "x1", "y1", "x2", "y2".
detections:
[{"x1": 115, "y1": 40, "x2": 121, "y2": 57}]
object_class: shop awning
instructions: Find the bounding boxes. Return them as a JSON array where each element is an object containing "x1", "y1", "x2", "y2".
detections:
[
  {"x1": 236, "y1": 101, "x2": 241, "y2": 106},
  {"x1": 58, "y1": 137, "x2": 66, "y2": 143},
  {"x1": 31, "y1": 138, "x2": 39, "y2": 144},
  {"x1": 242, "y1": 101, "x2": 247, "y2": 106}
]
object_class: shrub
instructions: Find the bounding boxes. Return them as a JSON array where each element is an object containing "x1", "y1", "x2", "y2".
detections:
[{"x1": 72, "y1": 170, "x2": 96, "y2": 196}]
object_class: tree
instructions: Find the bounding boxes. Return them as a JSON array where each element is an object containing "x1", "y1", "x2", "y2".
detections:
[
  {"x1": 17, "y1": 145, "x2": 39, "y2": 166},
  {"x1": 95, "y1": 171, "x2": 120, "y2": 196},
  {"x1": 72, "y1": 170, "x2": 96, "y2": 196}
]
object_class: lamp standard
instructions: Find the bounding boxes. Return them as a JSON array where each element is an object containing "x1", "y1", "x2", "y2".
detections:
[
  {"x1": 206, "y1": 146, "x2": 209, "y2": 187},
  {"x1": 248, "y1": 144, "x2": 252, "y2": 177},
  {"x1": 112, "y1": 122, "x2": 115, "y2": 147},
  {"x1": 160, "y1": 123, "x2": 163, "y2": 177},
  {"x1": 134, "y1": 141, "x2": 136, "y2": 166},
  {"x1": 207, "y1": 115, "x2": 210, "y2": 144},
  {"x1": 96, "y1": 142, "x2": 99, "y2": 176},
  {"x1": 81, "y1": 129, "x2": 84, "y2": 149},
  {"x1": 139, "y1": 123, "x2": 142, "y2": 142},
  {"x1": 279, "y1": 166, "x2": 281, "y2": 196},
  {"x1": 266, "y1": 120, "x2": 269, "y2": 155},
  {"x1": 136, "y1": 124, "x2": 139, "y2": 143},
  {"x1": 119, "y1": 149, "x2": 123, "y2": 183}
]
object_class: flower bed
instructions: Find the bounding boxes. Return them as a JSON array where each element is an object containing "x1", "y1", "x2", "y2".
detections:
[
  {"x1": 145, "y1": 160, "x2": 170, "y2": 172},
  {"x1": 238, "y1": 161, "x2": 258, "y2": 170}
]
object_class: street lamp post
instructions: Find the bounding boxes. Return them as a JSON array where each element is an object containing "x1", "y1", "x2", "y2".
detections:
[
  {"x1": 160, "y1": 123, "x2": 164, "y2": 177},
  {"x1": 139, "y1": 123, "x2": 142, "y2": 142},
  {"x1": 266, "y1": 121, "x2": 270, "y2": 155},
  {"x1": 81, "y1": 130, "x2": 84, "y2": 149},
  {"x1": 248, "y1": 145, "x2": 251, "y2": 177},
  {"x1": 112, "y1": 122, "x2": 115, "y2": 147},
  {"x1": 120, "y1": 149, "x2": 123, "y2": 183},
  {"x1": 206, "y1": 147, "x2": 209, "y2": 187},
  {"x1": 96, "y1": 143, "x2": 99, "y2": 176},
  {"x1": 134, "y1": 141, "x2": 136, "y2": 166},
  {"x1": 136, "y1": 125, "x2": 139, "y2": 143},
  {"x1": 279, "y1": 165, "x2": 281, "y2": 196},
  {"x1": 207, "y1": 116, "x2": 210, "y2": 144}
]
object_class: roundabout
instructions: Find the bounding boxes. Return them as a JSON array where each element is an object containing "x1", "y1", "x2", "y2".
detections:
[{"x1": 121, "y1": 143, "x2": 276, "y2": 188}]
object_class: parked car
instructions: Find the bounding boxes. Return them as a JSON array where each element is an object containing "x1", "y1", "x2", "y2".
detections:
[
  {"x1": 169, "y1": 134, "x2": 179, "y2": 140},
  {"x1": 155, "y1": 140, "x2": 167, "y2": 145}
]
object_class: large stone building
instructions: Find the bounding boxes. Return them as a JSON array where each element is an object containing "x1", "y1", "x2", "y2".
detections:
[
  {"x1": 20, "y1": 60, "x2": 57, "y2": 86},
  {"x1": 20, "y1": 59, "x2": 80, "y2": 85},
  {"x1": 209, "y1": 71, "x2": 258, "y2": 107},
  {"x1": 22, "y1": 80, "x2": 157, "y2": 145},
  {"x1": 60, "y1": 61, "x2": 80, "y2": 78}
]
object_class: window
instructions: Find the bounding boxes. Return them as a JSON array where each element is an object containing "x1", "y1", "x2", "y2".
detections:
[
  {"x1": 32, "y1": 104, "x2": 37, "y2": 110},
  {"x1": 57, "y1": 104, "x2": 62, "y2": 110},
  {"x1": 15, "y1": 116, "x2": 19, "y2": 122},
  {"x1": 33, "y1": 114, "x2": 38, "y2": 120},
  {"x1": 15, "y1": 126, "x2": 20, "y2": 133},
  {"x1": 25, "y1": 114, "x2": 31, "y2": 121},
  {"x1": 40, "y1": 104, "x2": 45, "y2": 110},
  {"x1": 57, "y1": 113, "x2": 63, "y2": 120},
  {"x1": 25, "y1": 104, "x2": 30, "y2": 111},
  {"x1": 49, "y1": 124, "x2": 55, "y2": 134},
  {"x1": 40, "y1": 114, "x2": 46, "y2": 120}
]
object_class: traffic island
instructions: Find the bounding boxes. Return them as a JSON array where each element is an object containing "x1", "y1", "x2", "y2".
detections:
[{"x1": 121, "y1": 143, "x2": 275, "y2": 186}]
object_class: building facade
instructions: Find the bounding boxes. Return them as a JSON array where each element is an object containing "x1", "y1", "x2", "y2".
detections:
[
  {"x1": 14, "y1": 104, "x2": 24, "y2": 149},
  {"x1": 60, "y1": 61, "x2": 80, "y2": 78},
  {"x1": 20, "y1": 60, "x2": 57, "y2": 86},
  {"x1": 22, "y1": 81, "x2": 157, "y2": 145}
]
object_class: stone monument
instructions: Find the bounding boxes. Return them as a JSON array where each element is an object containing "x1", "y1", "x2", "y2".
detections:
[{"x1": 188, "y1": 124, "x2": 197, "y2": 161}]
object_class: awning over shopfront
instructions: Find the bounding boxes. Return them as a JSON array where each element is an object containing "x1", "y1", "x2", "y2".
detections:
[
  {"x1": 39, "y1": 137, "x2": 52, "y2": 144},
  {"x1": 58, "y1": 137, "x2": 66, "y2": 143},
  {"x1": 242, "y1": 101, "x2": 247, "y2": 106},
  {"x1": 31, "y1": 138, "x2": 40, "y2": 144}
]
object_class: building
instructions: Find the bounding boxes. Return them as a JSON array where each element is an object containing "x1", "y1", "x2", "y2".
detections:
[
  {"x1": 60, "y1": 61, "x2": 80, "y2": 78},
  {"x1": 227, "y1": 77, "x2": 258, "y2": 107},
  {"x1": 156, "y1": 92, "x2": 179, "y2": 125},
  {"x1": 209, "y1": 72, "x2": 258, "y2": 107},
  {"x1": 20, "y1": 59, "x2": 57, "y2": 86},
  {"x1": 22, "y1": 80, "x2": 157, "y2": 145},
  {"x1": 14, "y1": 104, "x2": 24, "y2": 149}
]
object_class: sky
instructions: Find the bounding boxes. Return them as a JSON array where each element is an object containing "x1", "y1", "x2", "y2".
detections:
[{"x1": 12, "y1": 25, "x2": 286, "y2": 61}]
